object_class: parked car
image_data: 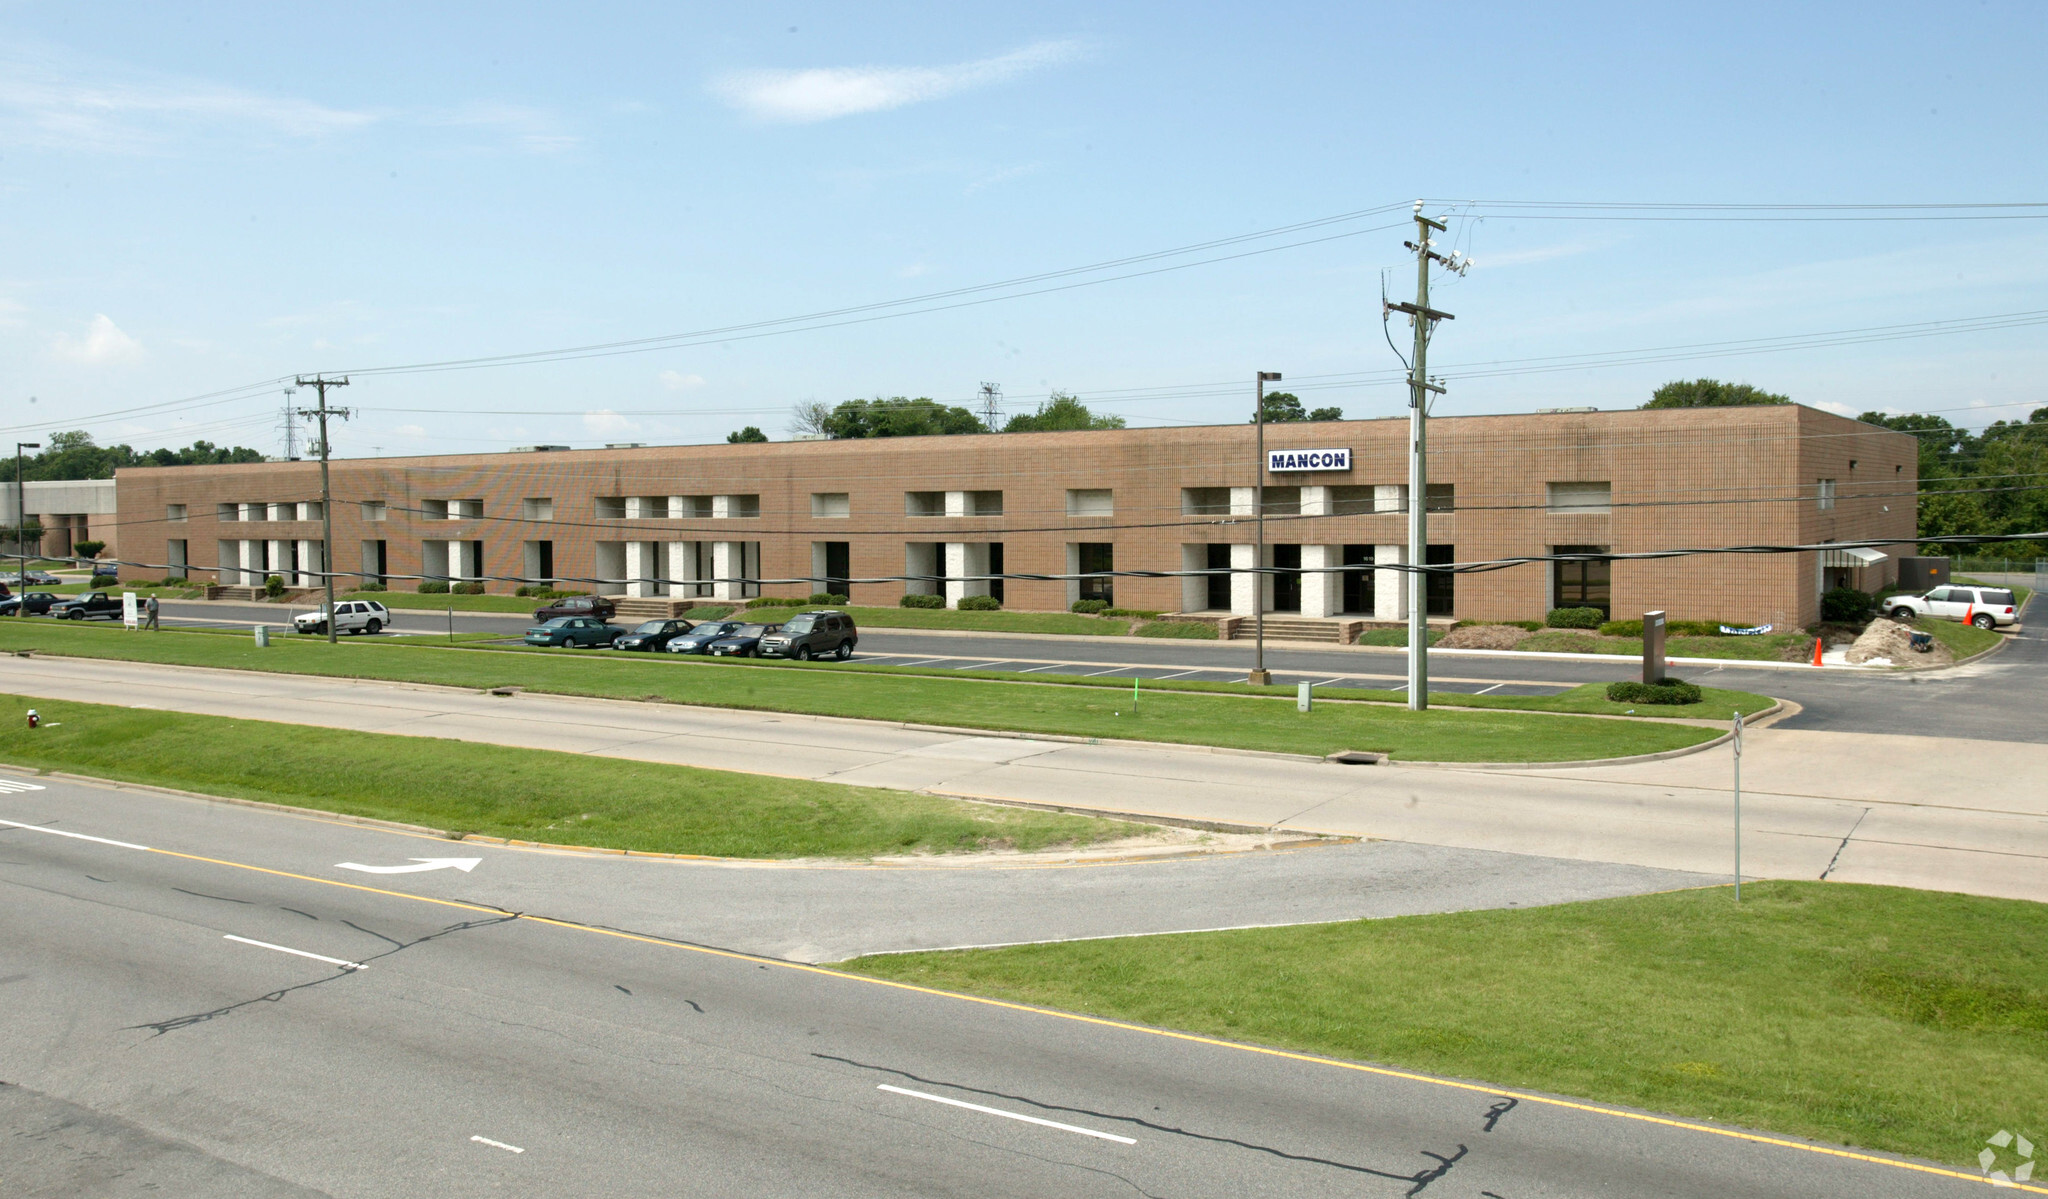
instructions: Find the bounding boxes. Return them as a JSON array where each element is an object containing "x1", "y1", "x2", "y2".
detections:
[
  {"x1": 1885, "y1": 584, "x2": 2019, "y2": 630},
  {"x1": 524, "y1": 615, "x2": 620, "y2": 648},
  {"x1": 0, "y1": 591, "x2": 60, "y2": 616},
  {"x1": 612, "y1": 618, "x2": 693, "y2": 651},
  {"x1": 532, "y1": 594, "x2": 615, "y2": 623},
  {"x1": 48, "y1": 591, "x2": 124, "y2": 621},
  {"x1": 704, "y1": 622, "x2": 780, "y2": 657},
  {"x1": 663, "y1": 620, "x2": 743, "y2": 654},
  {"x1": 756, "y1": 610, "x2": 858, "y2": 661},
  {"x1": 293, "y1": 599, "x2": 392, "y2": 636},
  {"x1": 4, "y1": 570, "x2": 60, "y2": 587}
]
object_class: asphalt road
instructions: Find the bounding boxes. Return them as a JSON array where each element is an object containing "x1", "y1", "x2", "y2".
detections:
[
  {"x1": 148, "y1": 597, "x2": 2046, "y2": 740},
  {"x1": 0, "y1": 776, "x2": 1987, "y2": 1197}
]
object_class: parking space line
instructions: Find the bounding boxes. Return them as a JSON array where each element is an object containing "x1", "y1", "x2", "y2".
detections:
[
  {"x1": 1083, "y1": 666, "x2": 1129, "y2": 677},
  {"x1": 1151, "y1": 669, "x2": 1204, "y2": 681},
  {"x1": 876, "y1": 1084, "x2": 1136, "y2": 1145},
  {"x1": 1474, "y1": 683, "x2": 1506, "y2": 694},
  {"x1": 223, "y1": 934, "x2": 366, "y2": 971}
]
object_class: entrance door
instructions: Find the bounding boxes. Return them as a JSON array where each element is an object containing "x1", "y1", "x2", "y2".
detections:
[
  {"x1": 1426, "y1": 544, "x2": 1456, "y2": 617},
  {"x1": 1272, "y1": 545, "x2": 1302, "y2": 613},
  {"x1": 1077, "y1": 543, "x2": 1114, "y2": 606},
  {"x1": 987, "y1": 542, "x2": 1005, "y2": 603},
  {"x1": 1552, "y1": 544, "x2": 1611, "y2": 616},
  {"x1": 822, "y1": 541, "x2": 850, "y2": 596},
  {"x1": 1341, "y1": 544, "x2": 1374, "y2": 613},
  {"x1": 1206, "y1": 544, "x2": 1231, "y2": 610}
]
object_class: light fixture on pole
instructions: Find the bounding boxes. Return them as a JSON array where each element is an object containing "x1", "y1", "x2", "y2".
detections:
[
  {"x1": 13, "y1": 442, "x2": 37, "y2": 616},
  {"x1": 1250, "y1": 371, "x2": 1282, "y2": 685}
]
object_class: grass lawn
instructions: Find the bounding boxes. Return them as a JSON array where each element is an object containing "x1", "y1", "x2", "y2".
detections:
[
  {"x1": 1134, "y1": 620, "x2": 1217, "y2": 639},
  {"x1": 846, "y1": 881, "x2": 2048, "y2": 1170},
  {"x1": 0, "y1": 695, "x2": 1140, "y2": 857},
  {"x1": 1517, "y1": 629, "x2": 1811, "y2": 661},
  {"x1": 0, "y1": 621, "x2": 1754, "y2": 762},
  {"x1": 1915, "y1": 615, "x2": 2005, "y2": 660}
]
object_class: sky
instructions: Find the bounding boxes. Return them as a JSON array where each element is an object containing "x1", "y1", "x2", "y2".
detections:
[{"x1": 2, "y1": 1, "x2": 2045, "y2": 459}]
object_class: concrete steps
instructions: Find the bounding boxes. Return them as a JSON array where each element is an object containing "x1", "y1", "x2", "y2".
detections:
[{"x1": 612, "y1": 597, "x2": 698, "y2": 620}]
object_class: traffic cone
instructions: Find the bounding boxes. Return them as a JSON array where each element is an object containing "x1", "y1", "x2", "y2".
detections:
[
  {"x1": 1964, "y1": 603, "x2": 1975, "y2": 627},
  {"x1": 1811, "y1": 637, "x2": 1824, "y2": 666}
]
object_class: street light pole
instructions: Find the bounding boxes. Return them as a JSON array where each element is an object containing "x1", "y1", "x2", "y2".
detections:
[
  {"x1": 14, "y1": 442, "x2": 38, "y2": 617},
  {"x1": 1250, "y1": 371, "x2": 1281, "y2": 684}
]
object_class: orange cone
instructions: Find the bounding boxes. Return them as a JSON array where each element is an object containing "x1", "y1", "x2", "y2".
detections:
[
  {"x1": 1811, "y1": 636, "x2": 1824, "y2": 666},
  {"x1": 1964, "y1": 603, "x2": 1975, "y2": 627}
]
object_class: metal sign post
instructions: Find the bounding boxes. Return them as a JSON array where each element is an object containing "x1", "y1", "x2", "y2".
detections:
[{"x1": 1732, "y1": 709, "x2": 1743, "y2": 902}]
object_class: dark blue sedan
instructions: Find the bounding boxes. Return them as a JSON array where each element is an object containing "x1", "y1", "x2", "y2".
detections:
[
  {"x1": 705, "y1": 622, "x2": 780, "y2": 658},
  {"x1": 663, "y1": 620, "x2": 743, "y2": 654}
]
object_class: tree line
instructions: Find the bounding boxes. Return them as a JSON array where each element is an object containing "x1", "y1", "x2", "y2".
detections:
[{"x1": 0, "y1": 430, "x2": 266, "y2": 482}]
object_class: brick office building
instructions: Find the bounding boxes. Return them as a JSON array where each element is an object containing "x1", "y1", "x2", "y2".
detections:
[{"x1": 114, "y1": 404, "x2": 1916, "y2": 630}]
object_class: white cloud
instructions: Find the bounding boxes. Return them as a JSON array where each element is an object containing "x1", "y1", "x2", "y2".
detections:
[
  {"x1": 427, "y1": 102, "x2": 579, "y2": 154},
  {"x1": 658, "y1": 370, "x2": 705, "y2": 391},
  {"x1": 52, "y1": 313, "x2": 143, "y2": 362},
  {"x1": 711, "y1": 40, "x2": 1081, "y2": 123},
  {"x1": 583, "y1": 409, "x2": 639, "y2": 437}
]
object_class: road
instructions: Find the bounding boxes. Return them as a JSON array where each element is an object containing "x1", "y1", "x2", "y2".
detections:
[
  {"x1": 0, "y1": 774, "x2": 1992, "y2": 1197},
  {"x1": 148, "y1": 597, "x2": 2047, "y2": 740}
]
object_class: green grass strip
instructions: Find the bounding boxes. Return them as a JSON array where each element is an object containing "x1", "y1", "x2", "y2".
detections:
[
  {"x1": 0, "y1": 695, "x2": 1139, "y2": 858},
  {"x1": 0, "y1": 622, "x2": 1735, "y2": 762},
  {"x1": 847, "y1": 881, "x2": 2048, "y2": 1170}
]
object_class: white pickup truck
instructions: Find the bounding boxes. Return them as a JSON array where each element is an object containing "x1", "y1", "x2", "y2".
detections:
[
  {"x1": 293, "y1": 599, "x2": 392, "y2": 636},
  {"x1": 1884, "y1": 584, "x2": 2018, "y2": 630}
]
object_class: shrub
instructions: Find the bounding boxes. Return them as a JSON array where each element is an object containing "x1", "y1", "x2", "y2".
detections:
[
  {"x1": 806, "y1": 592, "x2": 850, "y2": 606},
  {"x1": 1546, "y1": 606, "x2": 1605, "y2": 629},
  {"x1": 1821, "y1": 587, "x2": 1874, "y2": 623},
  {"x1": 1599, "y1": 620, "x2": 1644, "y2": 638},
  {"x1": 899, "y1": 593, "x2": 945, "y2": 609},
  {"x1": 91, "y1": 573, "x2": 120, "y2": 588},
  {"x1": 71, "y1": 539, "x2": 105, "y2": 559},
  {"x1": 1672, "y1": 620, "x2": 1732, "y2": 636},
  {"x1": 417, "y1": 580, "x2": 450, "y2": 594},
  {"x1": 957, "y1": 595, "x2": 1002, "y2": 611},
  {"x1": 356, "y1": 581, "x2": 387, "y2": 592},
  {"x1": 1101, "y1": 607, "x2": 1161, "y2": 618},
  {"x1": 1456, "y1": 619, "x2": 1542, "y2": 632},
  {"x1": 452, "y1": 582, "x2": 486, "y2": 595},
  {"x1": 1070, "y1": 599, "x2": 1110, "y2": 614},
  {"x1": 745, "y1": 595, "x2": 806, "y2": 608},
  {"x1": 1605, "y1": 678, "x2": 1704, "y2": 705},
  {"x1": 514, "y1": 584, "x2": 549, "y2": 597},
  {"x1": 264, "y1": 574, "x2": 286, "y2": 597}
]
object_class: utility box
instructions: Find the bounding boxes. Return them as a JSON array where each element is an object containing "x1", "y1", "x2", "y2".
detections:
[
  {"x1": 1643, "y1": 610, "x2": 1667, "y2": 684},
  {"x1": 1898, "y1": 557, "x2": 1949, "y2": 592}
]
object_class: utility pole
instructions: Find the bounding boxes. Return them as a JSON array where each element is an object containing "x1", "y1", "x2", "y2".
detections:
[
  {"x1": 14, "y1": 441, "x2": 38, "y2": 617},
  {"x1": 1384, "y1": 203, "x2": 1468, "y2": 711},
  {"x1": 294, "y1": 375, "x2": 351, "y2": 644},
  {"x1": 978, "y1": 382, "x2": 1003, "y2": 432},
  {"x1": 1250, "y1": 371, "x2": 1282, "y2": 684}
]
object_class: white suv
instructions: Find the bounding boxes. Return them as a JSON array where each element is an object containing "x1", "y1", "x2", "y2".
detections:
[
  {"x1": 294, "y1": 599, "x2": 392, "y2": 636},
  {"x1": 1884, "y1": 584, "x2": 2019, "y2": 630}
]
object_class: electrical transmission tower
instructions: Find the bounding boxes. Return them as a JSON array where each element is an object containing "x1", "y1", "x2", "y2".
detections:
[
  {"x1": 978, "y1": 382, "x2": 1003, "y2": 431},
  {"x1": 294, "y1": 375, "x2": 351, "y2": 644},
  {"x1": 1382, "y1": 202, "x2": 1470, "y2": 711},
  {"x1": 278, "y1": 388, "x2": 299, "y2": 460}
]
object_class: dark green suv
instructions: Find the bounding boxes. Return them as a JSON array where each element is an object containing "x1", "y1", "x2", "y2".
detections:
[{"x1": 756, "y1": 610, "x2": 857, "y2": 661}]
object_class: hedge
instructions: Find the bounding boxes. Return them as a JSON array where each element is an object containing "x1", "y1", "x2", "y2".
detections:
[
  {"x1": 417, "y1": 581, "x2": 450, "y2": 594},
  {"x1": 956, "y1": 595, "x2": 1002, "y2": 611},
  {"x1": 807, "y1": 592, "x2": 850, "y2": 606},
  {"x1": 1546, "y1": 606, "x2": 1605, "y2": 629},
  {"x1": 1070, "y1": 599, "x2": 1110, "y2": 614},
  {"x1": 899, "y1": 593, "x2": 945, "y2": 609},
  {"x1": 1604, "y1": 678, "x2": 1704, "y2": 705}
]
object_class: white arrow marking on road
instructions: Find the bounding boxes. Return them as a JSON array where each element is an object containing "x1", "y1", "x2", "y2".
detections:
[{"x1": 334, "y1": 857, "x2": 481, "y2": 875}]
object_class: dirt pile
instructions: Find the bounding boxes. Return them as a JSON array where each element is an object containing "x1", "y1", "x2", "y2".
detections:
[
  {"x1": 1439, "y1": 623, "x2": 1536, "y2": 650},
  {"x1": 1846, "y1": 617, "x2": 1952, "y2": 667}
]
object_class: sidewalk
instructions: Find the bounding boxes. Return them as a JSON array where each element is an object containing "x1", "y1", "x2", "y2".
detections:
[{"x1": 4, "y1": 655, "x2": 2045, "y2": 902}]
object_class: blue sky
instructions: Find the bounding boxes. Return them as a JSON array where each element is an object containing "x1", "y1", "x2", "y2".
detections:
[{"x1": 2, "y1": 1, "x2": 2044, "y2": 458}]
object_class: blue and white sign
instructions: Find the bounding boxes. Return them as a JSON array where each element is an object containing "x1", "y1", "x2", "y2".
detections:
[{"x1": 1266, "y1": 447, "x2": 1352, "y2": 473}]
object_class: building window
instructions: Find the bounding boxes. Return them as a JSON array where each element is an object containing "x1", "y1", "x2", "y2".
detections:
[
  {"x1": 1341, "y1": 544, "x2": 1375, "y2": 613},
  {"x1": 523, "y1": 540, "x2": 554, "y2": 584},
  {"x1": 1076, "y1": 542, "x2": 1115, "y2": 605},
  {"x1": 1262, "y1": 487, "x2": 1302, "y2": 516},
  {"x1": 1425, "y1": 483, "x2": 1455, "y2": 513},
  {"x1": 297, "y1": 501, "x2": 323, "y2": 521},
  {"x1": 167, "y1": 539, "x2": 188, "y2": 579},
  {"x1": 594, "y1": 497, "x2": 627, "y2": 520},
  {"x1": 812, "y1": 493, "x2": 850, "y2": 518},
  {"x1": 905, "y1": 491, "x2": 945, "y2": 517},
  {"x1": 1330, "y1": 486, "x2": 1375, "y2": 516},
  {"x1": 360, "y1": 501, "x2": 386, "y2": 522},
  {"x1": 1553, "y1": 544, "x2": 1611, "y2": 617},
  {"x1": 361, "y1": 539, "x2": 388, "y2": 587},
  {"x1": 1206, "y1": 544, "x2": 1232, "y2": 609},
  {"x1": 452, "y1": 499, "x2": 482, "y2": 519},
  {"x1": 720, "y1": 494, "x2": 760, "y2": 518},
  {"x1": 1067, "y1": 489, "x2": 1113, "y2": 517},
  {"x1": 166, "y1": 504, "x2": 187, "y2": 523},
  {"x1": 1425, "y1": 544, "x2": 1456, "y2": 617},
  {"x1": 523, "y1": 497, "x2": 554, "y2": 521},
  {"x1": 217, "y1": 503, "x2": 239, "y2": 522},
  {"x1": 1183, "y1": 487, "x2": 1232, "y2": 515},
  {"x1": 675, "y1": 495, "x2": 713, "y2": 518},
  {"x1": 422, "y1": 499, "x2": 450, "y2": 521},
  {"x1": 967, "y1": 490, "x2": 1004, "y2": 516},
  {"x1": 1818, "y1": 479, "x2": 1836, "y2": 511},
  {"x1": 1546, "y1": 481, "x2": 1612, "y2": 514},
  {"x1": 1272, "y1": 544, "x2": 1302, "y2": 611}
]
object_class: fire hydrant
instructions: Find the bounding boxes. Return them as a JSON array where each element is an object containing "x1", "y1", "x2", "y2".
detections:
[{"x1": 27, "y1": 709, "x2": 39, "y2": 729}]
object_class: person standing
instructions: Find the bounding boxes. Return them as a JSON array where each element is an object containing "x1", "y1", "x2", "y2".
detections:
[{"x1": 143, "y1": 592, "x2": 159, "y2": 630}]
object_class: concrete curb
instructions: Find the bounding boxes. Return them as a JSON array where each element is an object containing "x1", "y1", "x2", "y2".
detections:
[
  {"x1": 0, "y1": 762, "x2": 458, "y2": 841},
  {"x1": 1392, "y1": 699, "x2": 1787, "y2": 771}
]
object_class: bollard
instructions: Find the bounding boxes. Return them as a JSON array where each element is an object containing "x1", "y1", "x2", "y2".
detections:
[
  {"x1": 254, "y1": 625, "x2": 270, "y2": 648},
  {"x1": 1297, "y1": 681, "x2": 1312, "y2": 713}
]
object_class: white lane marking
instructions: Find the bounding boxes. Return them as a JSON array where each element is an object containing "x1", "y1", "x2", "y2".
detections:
[
  {"x1": 223, "y1": 934, "x2": 367, "y2": 971},
  {"x1": 1151, "y1": 669, "x2": 1204, "y2": 681},
  {"x1": 1474, "y1": 683, "x2": 1506, "y2": 695},
  {"x1": 876, "y1": 1084, "x2": 1136, "y2": 1145},
  {"x1": 896, "y1": 658, "x2": 951, "y2": 667},
  {"x1": 334, "y1": 857, "x2": 481, "y2": 875},
  {"x1": 0, "y1": 817, "x2": 149, "y2": 850},
  {"x1": 952, "y1": 661, "x2": 1007, "y2": 671},
  {"x1": 0, "y1": 778, "x2": 48, "y2": 793},
  {"x1": 470, "y1": 1135, "x2": 525, "y2": 1154},
  {"x1": 1017, "y1": 664, "x2": 1059, "y2": 673}
]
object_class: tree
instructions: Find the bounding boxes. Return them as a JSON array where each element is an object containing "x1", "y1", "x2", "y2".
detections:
[
  {"x1": 1855, "y1": 405, "x2": 2048, "y2": 557},
  {"x1": 787, "y1": 401, "x2": 833, "y2": 439},
  {"x1": 726, "y1": 426, "x2": 768, "y2": 444},
  {"x1": 819, "y1": 396, "x2": 986, "y2": 439},
  {"x1": 0, "y1": 431, "x2": 265, "y2": 481},
  {"x1": 71, "y1": 539, "x2": 105, "y2": 559},
  {"x1": 1642, "y1": 379, "x2": 1791, "y2": 409},
  {"x1": 1251, "y1": 392, "x2": 1344, "y2": 423},
  {"x1": 1002, "y1": 392, "x2": 1126, "y2": 432}
]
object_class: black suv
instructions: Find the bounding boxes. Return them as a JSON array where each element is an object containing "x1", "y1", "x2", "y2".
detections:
[
  {"x1": 757, "y1": 610, "x2": 858, "y2": 660},
  {"x1": 532, "y1": 594, "x2": 616, "y2": 622}
]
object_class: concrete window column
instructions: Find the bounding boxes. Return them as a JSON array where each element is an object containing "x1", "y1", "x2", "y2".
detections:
[
  {"x1": 592, "y1": 542, "x2": 627, "y2": 596},
  {"x1": 296, "y1": 539, "x2": 322, "y2": 588},
  {"x1": 1373, "y1": 543, "x2": 1407, "y2": 620},
  {"x1": 667, "y1": 540, "x2": 701, "y2": 597},
  {"x1": 943, "y1": 491, "x2": 968, "y2": 518},
  {"x1": 268, "y1": 539, "x2": 293, "y2": 584},
  {"x1": 240, "y1": 539, "x2": 264, "y2": 585},
  {"x1": 1373, "y1": 484, "x2": 1408, "y2": 514},
  {"x1": 1180, "y1": 545, "x2": 1208, "y2": 613},
  {"x1": 904, "y1": 542, "x2": 940, "y2": 597},
  {"x1": 216, "y1": 540, "x2": 239, "y2": 585},
  {"x1": 1228, "y1": 487, "x2": 1255, "y2": 516},
  {"x1": 268, "y1": 503, "x2": 291, "y2": 522},
  {"x1": 624, "y1": 496, "x2": 647, "y2": 520},
  {"x1": 1300, "y1": 545, "x2": 1339, "y2": 617},
  {"x1": 943, "y1": 542, "x2": 990, "y2": 608},
  {"x1": 625, "y1": 541, "x2": 658, "y2": 597},
  {"x1": 710, "y1": 541, "x2": 744, "y2": 600},
  {"x1": 1228, "y1": 543, "x2": 1259, "y2": 615},
  {"x1": 1300, "y1": 487, "x2": 1332, "y2": 517},
  {"x1": 711, "y1": 495, "x2": 732, "y2": 520},
  {"x1": 421, "y1": 540, "x2": 450, "y2": 585}
]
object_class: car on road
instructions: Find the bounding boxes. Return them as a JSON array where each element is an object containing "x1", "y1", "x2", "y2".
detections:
[
  {"x1": 612, "y1": 618, "x2": 693, "y2": 651},
  {"x1": 532, "y1": 594, "x2": 615, "y2": 623},
  {"x1": 293, "y1": 599, "x2": 392, "y2": 636},
  {"x1": 48, "y1": 591, "x2": 124, "y2": 620},
  {"x1": 524, "y1": 615, "x2": 620, "y2": 648},
  {"x1": 704, "y1": 622, "x2": 779, "y2": 657},
  {"x1": 1884, "y1": 584, "x2": 2019, "y2": 629},
  {"x1": 756, "y1": 610, "x2": 858, "y2": 660},
  {"x1": 663, "y1": 620, "x2": 743, "y2": 654},
  {"x1": 0, "y1": 591, "x2": 60, "y2": 616}
]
